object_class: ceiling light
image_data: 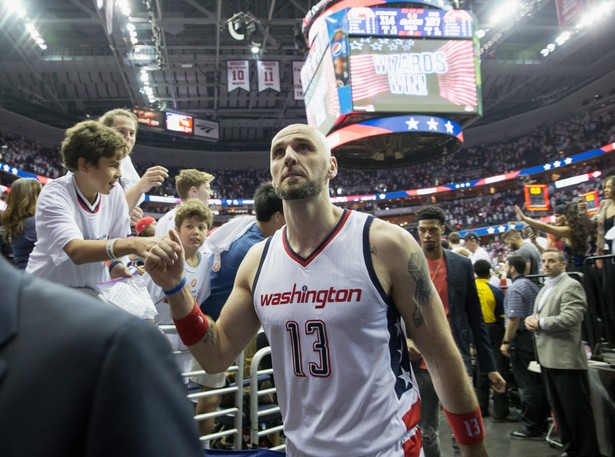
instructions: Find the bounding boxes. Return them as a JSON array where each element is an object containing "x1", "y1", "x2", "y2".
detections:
[
  {"x1": 251, "y1": 44, "x2": 260, "y2": 54},
  {"x1": 555, "y1": 31, "x2": 570, "y2": 46},
  {"x1": 489, "y1": 0, "x2": 519, "y2": 26}
]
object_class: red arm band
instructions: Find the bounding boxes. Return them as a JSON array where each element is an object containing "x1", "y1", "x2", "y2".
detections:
[
  {"x1": 443, "y1": 406, "x2": 485, "y2": 446},
  {"x1": 173, "y1": 302, "x2": 209, "y2": 346}
]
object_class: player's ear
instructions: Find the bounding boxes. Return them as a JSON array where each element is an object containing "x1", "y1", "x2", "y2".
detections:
[{"x1": 327, "y1": 156, "x2": 338, "y2": 180}]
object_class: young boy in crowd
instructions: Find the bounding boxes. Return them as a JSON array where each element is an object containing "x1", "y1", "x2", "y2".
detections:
[
  {"x1": 26, "y1": 121, "x2": 156, "y2": 294},
  {"x1": 145, "y1": 198, "x2": 213, "y2": 315},
  {"x1": 143, "y1": 198, "x2": 224, "y2": 440}
]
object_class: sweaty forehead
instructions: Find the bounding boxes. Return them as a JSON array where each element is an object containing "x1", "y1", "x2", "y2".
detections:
[{"x1": 271, "y1": 125, "x2": 325, "y2": 148}]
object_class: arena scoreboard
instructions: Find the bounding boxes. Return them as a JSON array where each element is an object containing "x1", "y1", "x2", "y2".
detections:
[
  {"x1": 524, "y1": 184, "x2": 550, "y2": 211},
  {"x1": 131, "y1": 106, "x2": 219, "y2": 141},
  {"x1": 301, "y1": 4, "x2": 480, "y2": 135},
  {"x1": 580, "y1": 190, "x2": 600, "y2": 215},
  {"x1": 300, "y1": 0, "x2": 481, "y2": 168}
]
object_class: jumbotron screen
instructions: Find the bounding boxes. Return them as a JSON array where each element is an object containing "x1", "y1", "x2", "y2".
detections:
[
  {"x1": 165, "y1": 111, "x2": 193, "y2": 134},
  {"x1": 349, "y1": 36, "x2": 480, "y2": 115}
]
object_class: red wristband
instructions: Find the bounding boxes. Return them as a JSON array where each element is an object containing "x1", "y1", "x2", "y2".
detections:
[
  {"x1": 443, "y1": 406, "x2": 485, "y2": 446},
  {"x1": 173, "y1": 302, "x2": 209, "y2": 346}
]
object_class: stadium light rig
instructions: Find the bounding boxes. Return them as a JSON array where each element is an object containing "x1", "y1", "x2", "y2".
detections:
[
  {"x1": 2, "y1": 0, "x2": 48, "y2": 51},
  {"x1": 540, "y1": 0, "x2": 615, "y2": 58}
]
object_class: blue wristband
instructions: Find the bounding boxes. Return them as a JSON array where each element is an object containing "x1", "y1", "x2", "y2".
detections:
[{"x1": 163, "y1": 277, "x2": 186, "y2": 296}]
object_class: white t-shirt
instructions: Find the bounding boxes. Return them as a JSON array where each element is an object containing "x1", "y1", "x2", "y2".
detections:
[
  {"x1": 143, "y1": 249, "x2": 212, "y2": 325},
  {"x1": 155, "y1": 207, "x2": 177, "y2": 237},
  {"x1": 119, "y1": 156, "x2": 140, "y2": 193},
  {"x1": 143, "y1": 249, "x2": 211, "y2": 375},
  {"x1": 119, "y1": 155, "x2": 144, "y2": 207},
  {"x1": 470, "y1": 246, "x2": 492, "y2": 265},
  {"x1": 26, "y1": 173, "x2": 130, "y2": 290}
]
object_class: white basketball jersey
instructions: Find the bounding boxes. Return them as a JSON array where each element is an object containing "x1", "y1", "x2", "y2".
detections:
[{"x1": 253, "y1": 210, "x2": 420, "y2": 457}]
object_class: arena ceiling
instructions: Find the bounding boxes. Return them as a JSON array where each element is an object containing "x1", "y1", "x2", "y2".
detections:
[{"x1": 0, "y1": 0, "x2": 614, "y2": 152}]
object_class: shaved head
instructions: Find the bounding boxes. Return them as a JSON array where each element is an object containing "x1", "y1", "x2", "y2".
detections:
[
  {"x1": 271, "y1": 124, "x2": 331, "y2": 160},
  {"x1": 269, "y1": 123, "x2": 337, "y2": 201}
]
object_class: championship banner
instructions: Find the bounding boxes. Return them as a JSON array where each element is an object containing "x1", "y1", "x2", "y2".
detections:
[
  {"x1": 227, "y1": 60, "x2": 250, "y2": 92},
  {"x1": 257, "y1": 61, "x2": 280, "y2": 92},
  {"x1": 194, "y1": 118, "x2": 220, "y2": 141},
  {"x1": 555, "y1": 0, "x2": 585, "y2": 27},
  {"x1": 292, "y1": 61, "x2": 304, "y2": 100},
  {"x1": 105, "y1": 0, "x2": 114, "y2": 35}
]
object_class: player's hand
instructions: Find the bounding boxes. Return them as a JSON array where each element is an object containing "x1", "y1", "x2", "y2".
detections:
[
  {"x1": 488, "y1": 371, "x2": 506, "y2": 393},
  {"x1": 459, "y1": 441, "x2": 489, "y2": 456},
  {"x1": 144, "y1": 229, "x2": 185, "y2": 291},
  {"x1": 130, "y1": 206, "x2": 144, "y2": 226},
  {"x1": 138, "y1": 166, "x2": 169, "y2": 193}
]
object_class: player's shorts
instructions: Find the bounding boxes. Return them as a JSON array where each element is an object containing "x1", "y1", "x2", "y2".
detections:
[{"x1": 188, "y1": 355, "x2": 226, "y2": 389}]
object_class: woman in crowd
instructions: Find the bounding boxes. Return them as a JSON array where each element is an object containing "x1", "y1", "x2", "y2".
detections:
[
  {"x1": 595, "y1": 175, "x2": 614, "y2": 261},
  {"x1": 515, "y1": 201, "x2": 590, "y2": 271},
  {"x1": 1, "y1": 178, "x2": 42, "y2": 269}
]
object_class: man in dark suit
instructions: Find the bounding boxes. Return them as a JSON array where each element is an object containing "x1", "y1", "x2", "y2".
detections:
[
  {"x1": 410, "y1": 206, "x2": 506, "y2": 457},
  {"x1": 525, "y1": 249, "x2": 600, "y2": 457},
  {"x1": 0, "y1": 256, "x2": 204, "y2": 457}
]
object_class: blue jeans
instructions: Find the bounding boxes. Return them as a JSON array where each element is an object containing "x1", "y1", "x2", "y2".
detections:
[{"x1": 416, "y1": 368, "x2": 443, "y2": 457}]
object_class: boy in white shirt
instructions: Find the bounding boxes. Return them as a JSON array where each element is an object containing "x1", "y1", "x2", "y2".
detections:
[
  {"x1": 146, "y1": 198, "x2": 213, "y2": 321},
  {"x1": 144, "y1": 198, "x2": 225, "y2": 437},
  {"x1": 26, "y1": 121, "x2": 157, "y2": 293},
  {"x1": 155, "y1": 169, "x2": 215, "y2": 238}
]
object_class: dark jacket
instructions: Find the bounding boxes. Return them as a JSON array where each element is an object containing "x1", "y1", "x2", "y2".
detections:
[
  {"x1": 0, "y1": 257, "x2": 203, "y2": 457},
  {"x1": 444, "y1": 250, "x2": 497, "y2": 375}
]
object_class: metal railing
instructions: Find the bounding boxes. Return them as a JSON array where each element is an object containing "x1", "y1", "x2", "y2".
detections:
[
  {"x1": 249, "y1": 347, "x2": 284, "y2": 450},
  {"x1": 158, "y1": 325, "x2": 285, "y2": 450},
  {"x1": 159, "y1": 324, "x2": 244, "y2": 450}
]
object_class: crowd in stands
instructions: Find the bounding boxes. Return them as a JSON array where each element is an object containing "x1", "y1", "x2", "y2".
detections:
[
  {"x1": 0, "y1": 132, "x2": 64, "y2": 179},
  {"x1": 1, "y1": 104, "x2": 614, "y2": 267},
  {"x1": 2, "y1": 105, "x2": 614, "y2": 201}
]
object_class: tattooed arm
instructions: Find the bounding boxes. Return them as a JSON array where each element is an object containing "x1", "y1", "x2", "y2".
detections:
[
  {"x1": 145, "y1": 230, "x2": 262, "y2": 373},
  {"x1": 369, "y1": 219, "x2": 487, "y2": 455}
]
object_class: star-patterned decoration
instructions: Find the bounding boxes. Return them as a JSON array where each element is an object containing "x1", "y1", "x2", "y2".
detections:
[
  {"x1": 542, "y1": 155, "x2": 576, "y2": 171},
  {"x1": 401, "y1": 40, "x2": 416, "y2": 51},
  {"x1": 370, "y1": 40, "x2": 384, "y2": 51},
  {"x1": 406, "y1": 117, "x2": 419, "y2": 130},
  {"x1": 349, "y1": 40, "x2": 364, "y2": 51},
  {"x1": 398, "y1": 367, "x2": 414, "y2": 389},
  {"x1": 427, "y1": 118, "x2": 439, "y2": 130}
]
